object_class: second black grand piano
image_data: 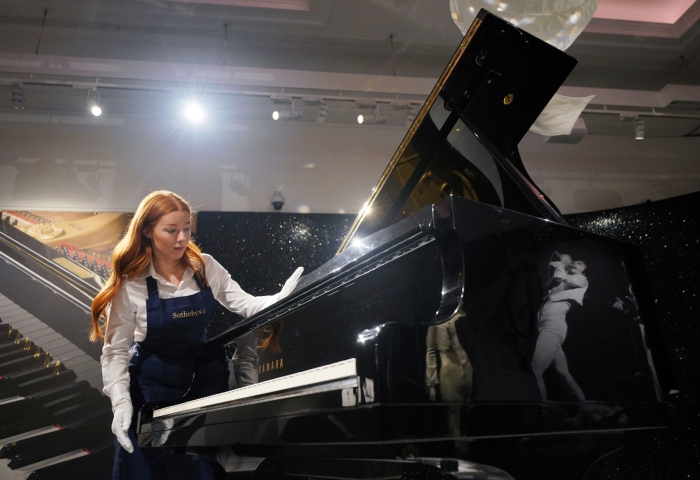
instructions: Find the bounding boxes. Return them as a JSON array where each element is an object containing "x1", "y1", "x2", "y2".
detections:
[{"x1": 137, "y1": 9, "x2": 675, "y2": 480}]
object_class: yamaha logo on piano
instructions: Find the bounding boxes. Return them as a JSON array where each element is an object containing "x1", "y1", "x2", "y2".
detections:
[{"x1": 259, "y1": 358, "x2": 283, "y2": 374}]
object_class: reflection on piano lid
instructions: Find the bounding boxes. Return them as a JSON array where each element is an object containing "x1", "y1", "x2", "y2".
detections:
[{"x1": 338, "y1": 10, "x2": 576, "y2": 252}]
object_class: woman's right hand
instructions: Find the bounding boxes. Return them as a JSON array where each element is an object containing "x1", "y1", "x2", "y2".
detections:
[{"x1": 112, "y1": 402, "x2": 134, "y2": 453}]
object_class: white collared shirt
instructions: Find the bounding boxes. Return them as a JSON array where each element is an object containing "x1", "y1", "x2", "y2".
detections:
[{"x1": 101, "y1": 253, "x2": 282, "y2": 410}]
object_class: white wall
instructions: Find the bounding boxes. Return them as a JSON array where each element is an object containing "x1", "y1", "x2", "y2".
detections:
[{"x1": 1, "y1": 112, "x2": 699, "y2": 215}]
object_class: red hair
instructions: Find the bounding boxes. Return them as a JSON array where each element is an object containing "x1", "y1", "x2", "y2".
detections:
[{"x1": 89, "y1": 190, "x2": 206, "y2": 341}]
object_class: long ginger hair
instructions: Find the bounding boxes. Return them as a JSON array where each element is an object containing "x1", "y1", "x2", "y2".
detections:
[{"x1": 89, "y1": 190, "x2": 206, "y2": 341}]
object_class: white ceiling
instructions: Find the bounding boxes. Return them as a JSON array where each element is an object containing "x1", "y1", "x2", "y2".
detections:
[{"x1": 0, "y1": 0, "x2": 699, "y2": 215}]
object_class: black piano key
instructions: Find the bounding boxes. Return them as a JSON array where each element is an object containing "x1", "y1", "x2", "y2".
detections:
[
  {"x1": 1, "y1": 362, "x2": 63, "y2": 386},
  {"x1": 27, "y1": 446, "x2": 113, "y2": 480},
  {"x1": 28, "y1": 380, "x2": 92, "y2": 405},
  {"x1": 0, "y1": 381, "x2": 91, "y2": 419},
  {"x1": 17, "y1": 369, "x2": 77, "y2": 396},
  {"x1": 1, "y1": 427, "x2": 74, "y2": 460},
  {"x1": 0, "y1": 413, "x2": 52, "y2": 440},
  {"x1": 0, "y1": 369, "x2": 75, "y2": 401},
  {"x1": 0, "y1": 347, "x2": 33, "y2": 362},
  {"x1": 53, "y1": 402, "x2": 112, "y2": 428},
  {"x1": 2, "y1": 410, "x2": 112, "y2": 466},
  {"x1": 8, "y1": 436, "x2": 82, "y2": 469},
  {"x1": 0, "y1": 368, "x2": 51, "y2": 397},
  {"x1": 0, "y1": 334, "x2": 23, "y2": 348},
  {"x1": 0, "y1": 398, "x2": 33, "y2": 420},
  {"x1": 0, "y1": 354, "x2": 46, "y2": 375},
  {"x1": 62, "y1": 413, "x2": 112, "y2": 449},
  {"x1": 41, "y1": 388, "x2": 102, "y2": 413},
  {"x1": 0, "y1": 342, "x2": 26, "y2": 357},
  {"x1": 0, "y1": 401, "x2": 50, "y2": 425}
]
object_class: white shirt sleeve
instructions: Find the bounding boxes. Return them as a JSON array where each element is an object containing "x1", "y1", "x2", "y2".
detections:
[
  {"x1": 204, "y1": 254, "x2": 281, "y2": 318},
  {"x1": 101, "y1": 283, "x2": 138, "y2": 410}
]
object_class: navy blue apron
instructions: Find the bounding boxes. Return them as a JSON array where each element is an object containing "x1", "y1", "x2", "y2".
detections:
[{"x1": 113, "y1": 272, "x2": 227, "y2": 480}]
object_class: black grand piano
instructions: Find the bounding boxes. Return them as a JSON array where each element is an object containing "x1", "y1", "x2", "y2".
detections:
[{"x1": 137, "y1": 10, "x2": 675, "y2": 480}]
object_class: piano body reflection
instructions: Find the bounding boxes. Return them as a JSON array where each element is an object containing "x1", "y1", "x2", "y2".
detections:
[{"x1": 138, "y1": 10, "x2": 675, "y2": 480}]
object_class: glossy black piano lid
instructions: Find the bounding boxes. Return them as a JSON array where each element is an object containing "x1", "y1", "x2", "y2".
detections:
[{"x1": 338, "y1": 9, "x2": 577, "y2": 252}]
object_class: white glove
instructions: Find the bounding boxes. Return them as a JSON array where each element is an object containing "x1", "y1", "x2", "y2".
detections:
[
  {"x1": 151, "y1": 418, "x2": 174, "y2": 447},
  {"x1": 279, "y1": 267, "x2": 303, "y2": 299},
  {"x1": 111, "y1": 402, "x2": 134, "y2": 453}
]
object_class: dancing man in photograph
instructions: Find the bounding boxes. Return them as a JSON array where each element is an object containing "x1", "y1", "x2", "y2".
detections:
[{"x1": 531, "y1": 251, "x2": 588, "y2": 403}]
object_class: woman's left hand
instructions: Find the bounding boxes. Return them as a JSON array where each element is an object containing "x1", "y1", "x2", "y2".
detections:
[{"x1": 279, "y1": 267, "x2": 304, "y2": 299}]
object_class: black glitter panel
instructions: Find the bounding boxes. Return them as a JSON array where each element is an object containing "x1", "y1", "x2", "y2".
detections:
[
  {"x1": 195, "y1": 211, "x2": 354, "y2": 340},
  {"x1": 567, "y1": 191, "x2": 700, "y2": 480}
]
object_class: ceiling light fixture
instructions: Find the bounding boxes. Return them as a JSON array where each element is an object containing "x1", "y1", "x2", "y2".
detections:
[
  {"x1": 357, "y1": 106, "x2": 386, "y2": 125},
  {"x1": 404, "y1": 106, "x2": 417, "y2": 128},
  {"x1": 634, "y1": 117, "x2": 645, "y2": 140},
  {"x1": 316, "y1": 102, "x2": 328, "y2": 124},
  {"x1": 87, "y1": 87, "x2": 102, "y2": 117},
  {"x1": 11, "y1": 84, "x2": 25, "y2": 111},
  {"x1": 273, "y1": 99, "x2": 301, "y2": 121},
  {"x1": 184, "y1": 102, "x2": 205, "y2": 123}
]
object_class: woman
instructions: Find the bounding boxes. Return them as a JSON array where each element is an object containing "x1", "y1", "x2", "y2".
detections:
[{"x1": 90, "y1": 190, "x2": 303, "y2": 479}]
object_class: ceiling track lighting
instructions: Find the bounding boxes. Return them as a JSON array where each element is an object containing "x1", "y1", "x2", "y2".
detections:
[
  {"x1": 273, "y1": 99, "x2": 301, "y2": 121},
  {"x1": 358, "y1": 106, "x2": 386, "y2": 125},
  {"x1": 634, "y1": 117, "x2": 645, "y2": 140}
]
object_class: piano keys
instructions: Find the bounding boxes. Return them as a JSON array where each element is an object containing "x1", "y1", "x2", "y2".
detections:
[{"x1": 0, "y1": 318, "x2": 113, "y2": 477}]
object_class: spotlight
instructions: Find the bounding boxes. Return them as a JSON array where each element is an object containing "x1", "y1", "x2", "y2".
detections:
[
  {"x1": 272, "y1": 100, "x2": 301, "y2": 121},
  {"x1": 634, "y1": 117, "x2": 645, "y2": 140},
  {"x1": 184, "y1": 102, "x2": 205, "y2": 123},
  {"x1": 316, "y1": 102, "x2": 328, "y2": 124},
  {"x1": 87, "y1": 87, "x2": 102, "y2": 117},
  {"x1": 357, "y1": 106, "x2": 386, "y2": 125}
]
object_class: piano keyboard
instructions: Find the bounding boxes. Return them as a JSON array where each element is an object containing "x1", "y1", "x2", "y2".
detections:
[
  {"x1": 154, "y1": 358, "x2": 358, "y2": 419},
  {"x1": 0, "y1": 296, "x2": 113, "y2": 479}
]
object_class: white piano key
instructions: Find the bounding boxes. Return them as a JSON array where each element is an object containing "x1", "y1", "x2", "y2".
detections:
[
  {"x1": 0, "y1": 298, "x2": 103, "y2": 390},
  {"x1": 0, "y1": 459, "x2": 30, "y2": 480},
  {"x1": 0, "y1": 395, "x2": 25, "y2": 406},
  {"x1": 155, "y1": 358, "x2": 358, "y2": 418},
  {"x1": 13, "y1": 449, "x2": 89, "y2": 473},
  {"x1": 0, "y1": 425, "x2": 61, "y2": 444}
]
